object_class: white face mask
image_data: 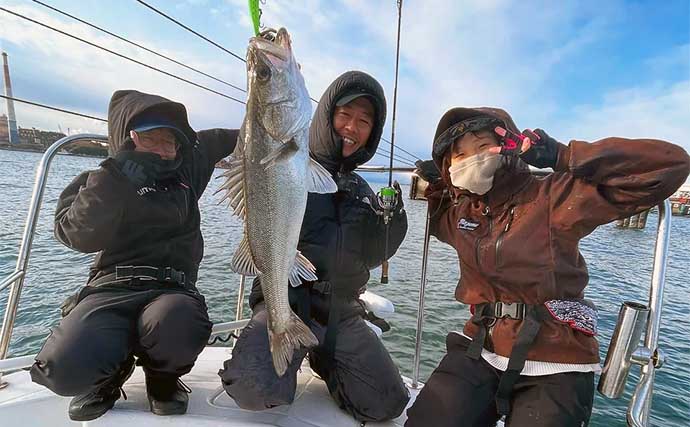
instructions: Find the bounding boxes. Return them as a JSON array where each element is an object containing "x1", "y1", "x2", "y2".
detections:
[{"x1": 448, "y1": 151, "x2": 501, "y2": 195}]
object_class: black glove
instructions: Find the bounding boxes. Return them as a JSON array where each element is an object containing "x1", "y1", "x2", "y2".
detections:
[
  {"x1": 414, "y1": 160, "x2": 441, "y2": 184},
  {"x1": 113, "y1": 150, "x2": 181, "y2": 188},
  {"x1": 391, "y1": 180, "x2": 404, "y2": 213},
  {"x1": 519, "y1": 129, "x2": 561, "y2": 169}
]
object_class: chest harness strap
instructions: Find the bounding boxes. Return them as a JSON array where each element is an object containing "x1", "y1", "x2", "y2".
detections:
[{"x1": 467, "y1": 301, "x2": 550, "y2": 416}]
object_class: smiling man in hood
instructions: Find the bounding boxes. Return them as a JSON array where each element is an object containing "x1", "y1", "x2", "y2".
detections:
[
  {"x1": 30, "y1": 90, "x2": 239, "y2": 421},
  {"x1": 220, "y1": 71, "x2": 410, "y2": 422}
]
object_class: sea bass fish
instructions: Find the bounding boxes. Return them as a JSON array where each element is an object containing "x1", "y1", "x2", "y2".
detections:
[{"x1": 219, "y1": 28, "x2": 337, "y2": 376}]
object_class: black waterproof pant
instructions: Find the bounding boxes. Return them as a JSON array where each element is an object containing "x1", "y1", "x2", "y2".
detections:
[
  {"x1": 30, "y1": 284, "x2": 212, "y2": 397},
  {"x1": 219, "y1": 300, "x2": 410, "y2": 422},
  {"x1": 405, "y1": 333, "x2": 594, "y2": 427}
]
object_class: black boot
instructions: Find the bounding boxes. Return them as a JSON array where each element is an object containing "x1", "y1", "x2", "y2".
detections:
[
  {"x1": 68, "y1": 356, "x2": 136, "y2": 421},
  {"x1": 146, "y1": 375, "x2": 191, "y2": 416}
]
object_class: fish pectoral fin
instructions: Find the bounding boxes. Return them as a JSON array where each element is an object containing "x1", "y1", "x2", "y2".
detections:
[
  {"x1": 260, "y1": 138, "x2": 299, "y2": 169},
  {"x1": 231, "y1": 235, "x2": 260, "y2": 276},
  {"x1": 288, "y1": 250, "x2": 318, "y2": 287},
  {"x1": 217, "y1": 139, "x2": 247, "y2": 220},
  {"x1": 307, "y1": 157, "x2": 337, "y2": 194}
]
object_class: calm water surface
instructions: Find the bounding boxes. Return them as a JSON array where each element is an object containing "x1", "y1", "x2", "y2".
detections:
[{"x1": 0, "y1": 149, "x2": 688, "y2": 425}]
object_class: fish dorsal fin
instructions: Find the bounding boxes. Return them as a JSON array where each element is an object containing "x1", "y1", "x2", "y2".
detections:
[
  {"x1": 307, "y1": 158, "x2": 337, "y2": 194},
  {"x1": 260, "y1": 138, "x2": 299, "y2": 170},
  {"x1": 216, "y1": 140, "x2": 247, "y2": 220},
  {"x1": 288, "y1": 250, "x2": 318, "y2": 287},
  {"x1": 230, "y1": 234, "x2": 260, "y2": 276}
]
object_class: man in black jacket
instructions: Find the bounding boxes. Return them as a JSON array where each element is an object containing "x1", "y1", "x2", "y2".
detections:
[
  {"x1": 219, "y1": 71, "x2": 410, "y2": 422},
  {"x1": 29, "y1": 90, "x2": 238, "y2": 421}
]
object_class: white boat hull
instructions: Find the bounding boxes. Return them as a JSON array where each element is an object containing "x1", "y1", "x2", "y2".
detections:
[{"x1": 0, "y1": 347, "x2": 421, "y2": 426}]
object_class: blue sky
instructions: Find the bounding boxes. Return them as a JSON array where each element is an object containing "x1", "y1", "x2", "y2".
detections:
[{"x1": 1, "y1": 0, "x2": 688, "y2": 167}]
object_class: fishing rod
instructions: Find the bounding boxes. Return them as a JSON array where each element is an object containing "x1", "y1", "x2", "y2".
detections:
[{"x1": 379, "y1": 0, "x2": 404, "y2": 284}]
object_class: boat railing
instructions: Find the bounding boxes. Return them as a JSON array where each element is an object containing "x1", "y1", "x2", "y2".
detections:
[
  {"x1": 0, "y1": 135, "x2": 419, "y2": 382},
  {"x1": 0, "y1": 134, "x2": 111, "y2": 364},
  {"x1": 597, "y1": 199, "x2": 671, "y2": 427},
  {"x1": 0, "y1": 134, "x2": 254, "y2": 388},
  {"x1": 0, "y1": 134, "x2": 674, "y2": 426}
]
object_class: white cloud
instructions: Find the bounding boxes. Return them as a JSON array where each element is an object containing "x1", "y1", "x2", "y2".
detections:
[
  {"x1": 0, "y1": 2, "x2": 247, "y2": 133},
  {"x1": 1, "y1": 0, "x2": 687, "y2": 166},
  {"x1": 557, "y1": 80, "x2": 690, "y2": 151}
]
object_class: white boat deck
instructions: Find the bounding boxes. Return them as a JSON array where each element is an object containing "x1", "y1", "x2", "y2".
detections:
[{"x1": 0, "y1": 347, "x2": 420, "y2": 427}]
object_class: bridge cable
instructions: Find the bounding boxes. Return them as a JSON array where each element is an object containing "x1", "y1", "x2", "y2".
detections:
[
  {"x1": 31, "y1": 0, "x2": 246, "y2": 95},
  {"x1": 0, "y1": 95, "x2": 108, "y2": 122},
  {"x1": 0, "y1": 7, "x2": 247, "y2": 106},
  {"x1": 3, "y1": 4, "x2": 419, "y2": 165},
  {"x1": 134, "y1": 0, "x2": 422, "y2": 162}
]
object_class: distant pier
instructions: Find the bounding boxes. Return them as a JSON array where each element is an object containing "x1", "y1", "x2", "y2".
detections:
[{"x1": 616, "y1": 211, "x2": 650, "y2": 229}]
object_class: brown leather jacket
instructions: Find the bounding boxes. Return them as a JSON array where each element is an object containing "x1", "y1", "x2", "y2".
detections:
[{"x1": 426, "y1": 107, "x2": 690, "y2": 364}]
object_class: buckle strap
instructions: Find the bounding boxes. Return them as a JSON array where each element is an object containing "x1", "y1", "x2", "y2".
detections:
[
  {"x1": 467, "y1": 303, "x2": 494, "y2": 360},
  {"x1": 466, "y1": 302, "x2": 528, "y2": 360},
  {"x1": 494, "y1": 302, "x2": 526, "y2": 320},
  {"x1": 114, "y1": 265, "x2": 187, "y2": 286},
  {"x1": 494, "y1": 305, "x2": 550, "y2": 415}
]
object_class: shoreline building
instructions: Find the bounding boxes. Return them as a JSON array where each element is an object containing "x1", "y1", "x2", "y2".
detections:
[{"x1": 18, "y1": 127, "x2": 66, "y2": 148}]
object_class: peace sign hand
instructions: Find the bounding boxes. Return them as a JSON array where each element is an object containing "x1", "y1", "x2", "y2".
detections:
[{"x1": 490, "y1": 127, "x2": 561, "y2": 169}]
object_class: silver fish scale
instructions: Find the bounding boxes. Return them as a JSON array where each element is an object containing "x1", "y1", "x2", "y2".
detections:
[
  {"x1": 243, "y1": 121, "x2": 310, "y2": 330},
  {"x1": 229, "y1": 29, "x2": 319, "y2": 371}
]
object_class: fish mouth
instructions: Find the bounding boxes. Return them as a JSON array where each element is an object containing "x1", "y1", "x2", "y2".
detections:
[{"x1": 249, "y1": 28, "x2": 291, "y2": 66}]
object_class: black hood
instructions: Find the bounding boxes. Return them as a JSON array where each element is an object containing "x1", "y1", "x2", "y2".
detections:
[
  {"x1": 107, "y1": 90, "x2": 197, "y2": 157},
  {"x1": 308, "y1": 71, "x2": 387, "y2": 173}
]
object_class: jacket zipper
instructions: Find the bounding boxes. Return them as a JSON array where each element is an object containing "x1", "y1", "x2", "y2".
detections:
[
  {"x1": 334, "y1": 190, "x2": 344, "y2": 282},
  {"x1": 474, "y1": 206, "x2": 491, "y2": 273},
  {"x1": 495, "y1": 206, "x2": 516, "y2": 268},
  {"x1": 181, "y1": 184, "x2": 189, "y2": 224}
]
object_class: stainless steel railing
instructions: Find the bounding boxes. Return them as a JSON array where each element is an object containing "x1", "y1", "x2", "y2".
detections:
[
  {"x1": 0, "y1": 134, "x2": 109, "y2": 361},
  {"x1": 627, "y1": 199, "x2": 671, "y2": 427},
  {"x1": 411, "y1": 205, "x2": 431, "y2": 388},
  {"x1": 0, "y1": 134, "x2": 674, "y2": 427},
  {"x1": 410, "y1": 198, "x2": 672, "y2": 426},
  {"x1": 594, "y1": 200, "x2": 671, "y2": 427},
  {"x1": 0, "y1": 135, "x2": 414, "y2": 386},
  {"x1": 0, "y1": 134, "x2": 258, "y2": 388}
]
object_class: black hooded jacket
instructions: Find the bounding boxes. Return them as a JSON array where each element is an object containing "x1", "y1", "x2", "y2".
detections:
[
  {"x1": 54, "y1": 90, "x2": 238, "y2": 285},
  {"x1": 297, "y1": 71, "x2": 407, "y2": 296}
]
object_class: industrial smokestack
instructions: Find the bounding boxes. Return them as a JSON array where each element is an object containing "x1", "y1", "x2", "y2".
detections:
[{"x1": 2, "y1": 52, "x2": 20, "y2": 145}]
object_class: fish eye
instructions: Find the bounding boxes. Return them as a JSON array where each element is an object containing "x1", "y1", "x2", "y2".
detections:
[{"x1": 256, "y1": 64, "x2": 271, "y2": 82}]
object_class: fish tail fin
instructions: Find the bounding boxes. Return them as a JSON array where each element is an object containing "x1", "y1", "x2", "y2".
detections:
[{"x1": 268, "y1": 312, "x2": 318, "y2": 377}]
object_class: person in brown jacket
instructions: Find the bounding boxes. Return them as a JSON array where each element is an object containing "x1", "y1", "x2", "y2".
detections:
[{"x1": 406, "y1": 107, "x2": 690, "y2": 427}]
